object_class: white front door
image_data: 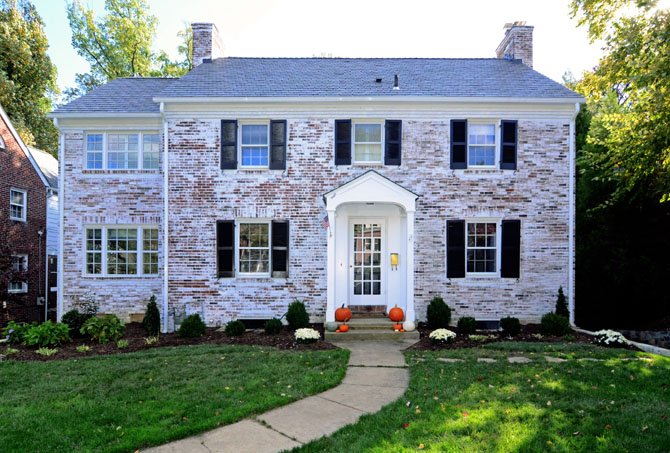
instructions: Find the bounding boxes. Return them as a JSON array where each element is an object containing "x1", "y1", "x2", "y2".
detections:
[{"x1": 350, "y1": 220, "x2": 385, "y2": 305}]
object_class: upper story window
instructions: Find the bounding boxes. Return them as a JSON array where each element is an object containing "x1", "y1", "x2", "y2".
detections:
[
  {"x1": 85, "y1": 226, "x2": 159, "y2": 276},
  {"x1": 9, "y1": 189, "x2": 26, "y2": 221},
  {"x1": 9, "y1": 254, "x2": 28, "y2": 293},
  {"x1": 85, "y1": 132, "x2": 160, "y2": 170},
  {"x1": 353, "y1": 123, "x2": 383, "y2": 163},
  {"x1": 450, "y1": 120, "x2": 518, "y2": 171},
  {"x1": 467, "y1": 124, "x2": 496, "y2": 167},
  {"x1": 240, "y1": 124, "x2": 269, "y2": 168},
  {"x1": 0, "y1": 135, "x2": 6, "y2": 150},
  {"x1": 335, "y1": 119, "x2": 402, "y2": 166}
]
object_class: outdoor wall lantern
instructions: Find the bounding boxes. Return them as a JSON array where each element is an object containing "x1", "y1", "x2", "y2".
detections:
[{"x1": 390, "y1": 253, "x2": 399, "y2": 270}]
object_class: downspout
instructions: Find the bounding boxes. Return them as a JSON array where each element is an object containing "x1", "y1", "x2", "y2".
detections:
[
  {"x1": 568, "y1": 103, "x2": 579, "y2": 326},
  {"x1": 161, "y1": 102, "x2": 169, "y2": 333},
  {"x1": 56, "y1": 120, "x2": 64, "y2": 321}
]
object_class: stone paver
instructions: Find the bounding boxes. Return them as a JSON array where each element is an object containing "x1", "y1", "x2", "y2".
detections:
[
  {"x1": 478, "y1": 358, "x2": 497, "y2": 363},
  {"x1": 144, "y1": 339, "x2": 417, "y2": 452},
  {"x1": 437, "y1": 358, "x2": 464, "y2": 363},
  {"x1": 508, "y1": 356, "x2": 531, "y2": 363},
  {"x1": 578, "y1": 358, "x2": 604, "y2": 362},
  {"x1": 545, "y1": 356, "x2": 568, "y2": 363}
]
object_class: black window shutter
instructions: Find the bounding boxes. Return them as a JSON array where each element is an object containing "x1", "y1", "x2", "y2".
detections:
[
  {"x1": 217, "y1": 221, "x2": 235, "y2": 277},
  {"x1": 271, "y1": 220, "x2": 289, "y2": 278},
  {"x1": 501, "y1": 220, "x2": 521, "y2": 278},
  {"x1": 500, "y1": 120, "x2": 518, "y2": 170},
  {"x1": 334, "y1": 119, "x2": 351, "y2": 165},
  {"x1": 384, "y1": 120, "x2": 402, "y2": 166},
  {"x1": 221, "y1": 120, "x2": 237, "y2": 170},
  {"x1": 450, "y1": 119, "x2": 467, "y2": 169},
  {"x1": 446, "y1": 220, "x2": 466, "y2": 278},
  {"x1": 269, "y1": 120, "x2": 287, "y2": 170}
]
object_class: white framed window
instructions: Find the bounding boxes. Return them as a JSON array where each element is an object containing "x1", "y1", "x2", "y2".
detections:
[
  {"x1": 240, "y1": 123, "x2": 269, "y2": 168},
  {"x1": 466, "y1": 221, "x2": 499, "y2": 274},
  {"x1": 0, "y1": 135, "x2": 6, "y2": 149},
  {"x1": 84, "y1": 226, "x2": 159, "y2": 276},
  {"x1": 237, "y1": 221, "x2": 270, "y2": 275},
  {"x1": 84, "y1": 132, "x2": 160, "y2": 170},
  {"x1": 353, "y1": 122, "x2": 383, "y2": 163},
  {"x1": 9, "y1": 254, "x2": 28, "y2": 293},
  {"x1": 467, "y1": 123, "x2": 497, "y2": 167},
  {"x1": 9, "y1": 189, "x2": 26, "y2": 221}
]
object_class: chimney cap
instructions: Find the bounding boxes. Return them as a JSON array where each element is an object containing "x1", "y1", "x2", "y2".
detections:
[{"x1": 504, "y1": 21, "x2": 528, "y2": 30}]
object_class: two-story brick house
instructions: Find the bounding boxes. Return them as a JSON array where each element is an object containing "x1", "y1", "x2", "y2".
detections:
[
  {"x1": 1, "y1": 104, "x2": 59, "y2": 323},
  {"x1": 53, "y1": 22, "x2": 582, "y2": 331}
]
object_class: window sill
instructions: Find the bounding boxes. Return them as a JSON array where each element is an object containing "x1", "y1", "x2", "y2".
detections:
[
  {"x1": 82, "y1": 169, "x2": 160, "y2": 175},
  {"x1": 10, "y1": 217, "x2": 26, "y2": 223},
  {"x1": 453, "y1": 168, "x2": 515, "y2": 177},
  {"x1": 82, "y1": 274, "x2": 160, "y2": 279},
  {"x1": 8, "y1": 290, "x2": 28, "y2": 294}
]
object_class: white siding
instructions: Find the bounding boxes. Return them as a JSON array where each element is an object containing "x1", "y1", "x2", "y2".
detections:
[{"x1": 46, "y1": 192, "x2": 59, "y2": 255}]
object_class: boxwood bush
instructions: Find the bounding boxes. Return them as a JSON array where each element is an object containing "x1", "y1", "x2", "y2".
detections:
[
  {"x1": 286, "y1": 300, "x2": 310, "y2": 330},
  {"x1": 178, "y1": 314, "x2": 206, "y2": 338},
  {"x1": 427, "y1": 296, "x2": 451, "y2": 329},
  {"x1": 61, "y1": 309, "x2": 93, "y2": 338},
  {"x1": 224, "y1": 320, "x2": 246, "y2": 337},
  {"x1": 264, "y1": 318, "x2": 283, "y2": 335},
  {"x1": 540, "y1": 313, "x2": 570, "y2": 336},
  {"x1": 457, "y1": 316, "x2": 477, "y2": 335},
  {"x1": 500, "y1": 316, "x2": 522, "y2": 336}
]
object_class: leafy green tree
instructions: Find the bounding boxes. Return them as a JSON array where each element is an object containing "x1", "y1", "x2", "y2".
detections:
[
  {"x1": 66, "y1": 1, "x2": 191, "y2": 100},
  {"x1": 0, "y1": 0, "x2": 58, "y2": 155},
  {"x1": 571, "y1": 0, "x2": 670, "y2": 203}
]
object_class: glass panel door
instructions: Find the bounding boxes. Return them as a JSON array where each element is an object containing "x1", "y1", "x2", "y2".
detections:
[{"x1": 351, "y1": 222, "x2": 383, "y2": 304}]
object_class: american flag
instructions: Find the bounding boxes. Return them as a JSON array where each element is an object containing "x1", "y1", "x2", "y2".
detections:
[{"x1": 321, "y1": 215, "x2": 330, "y2": 229}]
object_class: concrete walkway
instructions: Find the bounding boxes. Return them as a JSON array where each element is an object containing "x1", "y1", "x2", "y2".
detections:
[{"x1": 144, "y1": 340, "x2": 416, "y2": 453}]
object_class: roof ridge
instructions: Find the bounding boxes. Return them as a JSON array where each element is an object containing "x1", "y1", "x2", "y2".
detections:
[{"x1": 216, "y1": 56, "x2": 506, "y2": 61}]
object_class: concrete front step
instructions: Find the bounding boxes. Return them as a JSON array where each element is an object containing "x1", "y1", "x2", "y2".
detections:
[
  {"x1": 346, "y1": 317, "x2": 398, "y2": 330},
  {"x1": 325, "y1": 328, "x2": 420, "y2": 342}
]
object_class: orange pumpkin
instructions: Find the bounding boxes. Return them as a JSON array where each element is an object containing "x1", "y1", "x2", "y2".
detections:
[
  {"x1": 392, "y1": 323, "x2": 403, "y2": 331},
  {"x1": 339, "y1": 323, "x2": 349, "y2": 333},
  {"x1": 335, "y1": 304, "x2": 352, "y2": 322},
  {"x1": 388, "y1": 305, "x2": 404, "y2": 322}
]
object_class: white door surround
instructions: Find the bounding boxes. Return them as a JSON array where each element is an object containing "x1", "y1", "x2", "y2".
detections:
[
  {"x1": 349, "y1": 219, "x2": 385, "y2": 306},
  {"x1": 323, "y1": 171, "x2": 418, "y2": 322}
]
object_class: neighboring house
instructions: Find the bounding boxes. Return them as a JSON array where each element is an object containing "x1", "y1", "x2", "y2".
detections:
[
  {"x1": 52, "y1": 22, "x2": 582, "y2": 330},
  {"x1": 0, "y1": 104, "x2": 59, "y2": 324}
]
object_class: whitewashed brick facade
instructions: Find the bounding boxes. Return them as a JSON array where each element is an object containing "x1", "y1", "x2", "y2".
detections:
[{"x1": 59, "y1": 112, "x2": 573, "y2": 326}]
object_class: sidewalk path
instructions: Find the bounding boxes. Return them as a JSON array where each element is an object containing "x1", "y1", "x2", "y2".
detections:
[{"x1": 144, "y1": 340, "x2": 416, "y2": 453}]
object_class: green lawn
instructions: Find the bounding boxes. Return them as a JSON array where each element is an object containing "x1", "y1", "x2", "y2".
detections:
[
  {"x1": 0, "y1": 344, "x2": 348, "y2": 452},
  {"x1": 295, "y1": 342, "x2": 670, "y2": 452}
]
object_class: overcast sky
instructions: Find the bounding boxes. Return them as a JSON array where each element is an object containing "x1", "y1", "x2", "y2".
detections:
[{"x1": 34, "y1": 0, "x2": 608, "y2": 93}]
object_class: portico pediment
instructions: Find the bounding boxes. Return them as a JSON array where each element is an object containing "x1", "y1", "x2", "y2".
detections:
[{"x1": 323, "y1": 171, "x2": 418, "y2": 212}]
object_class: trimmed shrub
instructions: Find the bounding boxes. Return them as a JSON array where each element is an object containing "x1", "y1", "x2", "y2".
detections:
[
  {"x1": 24, "y1": 321, "x2": 71, "y2": 347},
  {"x1": 426, "y1": 296, "x2": 451, "y2": 329},
  {"x1": 178, "y1": 314, "x2": 206, "y2": 338},
  {"x1": 457, "y1": 316, "x2": 477, "y2": 334},
  {"x1": 225, "y1": 320, "x2": 246, "y2": 337},
  {"x1": 264, "y1": 318, "x2": 283, "y2": 335},
  {"x1": 61, "y1": 310, "x2": 93, "y2": 338},
  {"x1": 81, "y1": 315, "x2": 125, "y2": 344},
  {"x1": 500, "y1": 316, "x2": 522, "y2": 336},
  {"x1": 142, "y1": 295, "x2": 161, "y2": 336},
  {"x1": 2, "y1": 321, "x2": 34, "y2": 344},
  {"x1": 286, "y1": 300, "x2": 310, "y2": 330},
  {"x1": 540, "y1": 313, "x2": 570, "y2": 336},
  {"x1": 555, "y1": 287, "x2": 570, "y2": 318}
]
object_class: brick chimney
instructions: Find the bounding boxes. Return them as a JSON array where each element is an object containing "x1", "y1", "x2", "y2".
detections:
[
  {"x1": 192, "y1": 23, "x2": 224, "y2": 67},
  {"x1": 496, "y1": 22, "x2": 534, "y2": 68}
]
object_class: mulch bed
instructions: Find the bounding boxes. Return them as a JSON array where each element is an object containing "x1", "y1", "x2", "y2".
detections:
[
  {"x1": 406, "y1": 323, "x2": 636, "y2": 351},
  {"x1": 2, "y1": 322, "x2": 337, "y2": 362}
]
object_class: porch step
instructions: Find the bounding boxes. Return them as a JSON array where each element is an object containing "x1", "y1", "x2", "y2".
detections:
[
  {"x1": 325, "y1": 328, "x2": 420, "y2": 342},
  {"x1": 346, "y1": 317, "x2": 397, "y2": 330},
  {"x1": 349, "y1": 305, "x2": 387, "y2": 315}
]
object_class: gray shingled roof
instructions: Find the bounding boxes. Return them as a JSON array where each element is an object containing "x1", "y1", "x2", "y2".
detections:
[
  {"x1": 54, "y1": 78, "x2": 175, "y2": 114},
  {"x1": 54, "y1": 58, "x2": 581, "y2": 114},
  {"x1": 158, "y1": 58, "x2": 581, "y2": 99},
  {"x1": 28, "y1": 146, "x2": 58, "y2": 189}
]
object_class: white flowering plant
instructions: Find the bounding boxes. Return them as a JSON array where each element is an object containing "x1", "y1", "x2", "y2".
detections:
[
  {"x1": 429, "y1": 328, "x2": 457, "y2": 345},
  {"x1": 295, "y1": 328, "x2": 320, "y2": 344},
  {"x1": 594, "y1": 329, "x2": 629, "y2": 347}
]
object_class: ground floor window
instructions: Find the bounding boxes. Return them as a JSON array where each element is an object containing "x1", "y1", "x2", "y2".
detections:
[
  {"x1": 238, "y1": 222, "x2": 270, "y2": 274},
  {"x1": 9, "y1": 254, "x2": 28, "y2": 293},
  {"x1": 466, "y1": 222, "x2": 497, "y2": 273},
  {"x1": 85, "y1": 226, "x2": 159, "y2": 276}
]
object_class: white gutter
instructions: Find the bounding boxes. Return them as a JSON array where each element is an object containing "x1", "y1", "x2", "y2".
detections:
[
  {"x1": 161, "y1": 102, "x2": 169, "y2": 333},
  {"x1": 48, "y1": 112, "x2": 161, "y2": 119},
  {"x1": 568, "y1": 102, "x2": 579, "y2": 326},
  {"x1": 56, "y1": 120, "x2": 64, "y2": 321},
  {"x1": 153, "y1": 95, "x2": 586, "y2": 105}
]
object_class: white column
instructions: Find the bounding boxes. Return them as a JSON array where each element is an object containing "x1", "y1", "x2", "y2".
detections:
[
  {"x1": 405, "y1": 210, "x2": 415, "y2": 322},
  {"x1": 325, "y1": 209, "x2": 336, "y2": 322}
]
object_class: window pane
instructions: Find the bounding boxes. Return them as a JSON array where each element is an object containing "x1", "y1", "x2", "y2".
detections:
[
  {"x1": 241, "y1": 125, "x2": 268, "y2": 145},
  {"x1": 143, "y1": 134, "x2": 160, "y2": 169},
  {"x1": 354, "y1": 144, "x2": 382, "y2": 162},
  {"x1": 354, "y1": 124, "x2": 381, "y2": 142}
]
